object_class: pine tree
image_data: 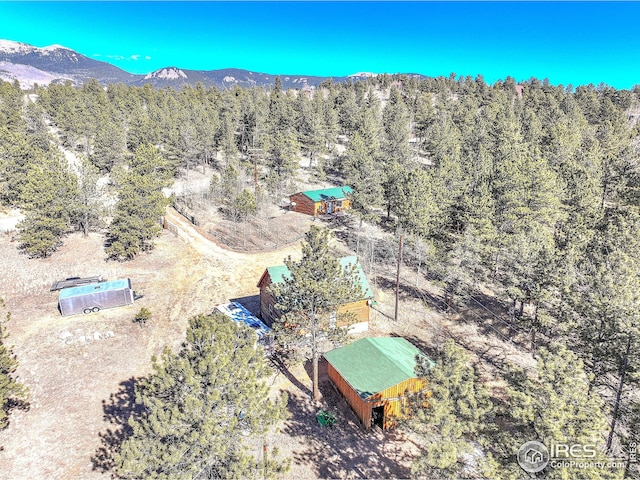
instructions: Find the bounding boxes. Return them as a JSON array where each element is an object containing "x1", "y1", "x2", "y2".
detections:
[
  {"x1": 106, "y1": 144, "x2": 170, "y2": 260},
  {"x1": 115, "y1": 313, "x2": 288, "y2": 479},
  {"x1": 91, "y1": 110, "x2": 127, "y2": 172},
  {"x1": 343, "y1": 132, "x2": 383, "y2": 224},
  {"x1": 501, "y1": 344, "x2": 617, "y2": 479},
  {"x1": 72, "y1": 157, "x2": 103, "y2": 237},
  {"x1": 0, "y1": 298, "x2": 28, "y2": 432},
  {"x1": 271, "y1": 226, "x2": 364, "y2": 401},
  {"x1": 17, "y1": 150, "x2": 78, "y2": 257},
  {"x1": 406, "y1": 339, "x2": 492, "y2": 479},
  {"x1": 382, "y1": 86, "x2": 412, "y2": 167}
]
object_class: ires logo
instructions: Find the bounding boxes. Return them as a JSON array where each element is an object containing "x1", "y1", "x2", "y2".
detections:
[
  {"x1": 550, "y1": 444, "x2": 597, "y2": 459},
  {"x1": 517, "y1": 441, "x2": 598, "y2": 473}
]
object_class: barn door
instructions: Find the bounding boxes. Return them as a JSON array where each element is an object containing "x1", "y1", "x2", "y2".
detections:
[{"x1": 372, "y1": 405, "x2": 384, "y2": 429}]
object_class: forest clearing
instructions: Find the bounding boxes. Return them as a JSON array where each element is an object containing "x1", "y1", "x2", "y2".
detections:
[
  {"x1": 1, "y1": 70, "x2": 639, "y2": 479},
  {"x1": 0, "y1": 199, "x2": 537, "y2": 479}
]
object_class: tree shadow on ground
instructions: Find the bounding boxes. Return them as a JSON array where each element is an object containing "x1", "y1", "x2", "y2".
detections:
[
  {"x1": 376, "y1": 275, "x2": 448, "y2": 312},
  {"x1": 283, "y1": 358, "x2": 416, "y2": 479},
  {"x1": 91, "y1": 377, "x2": 144, "y2": 474},
  {"x1": 270, "y1": 355, "x2": 313, "y2": 397}
]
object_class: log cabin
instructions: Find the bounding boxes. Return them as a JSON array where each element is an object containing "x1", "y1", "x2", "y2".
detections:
[
  {"x1": 256, "y1": 255, "x2": 373, "y2": 332},
  {"x1": 289, "y1": 185, "x2": 353, "y2": 216},
  {"x1": 324, "y1": 337, "x2": 433, "y2": 430}
]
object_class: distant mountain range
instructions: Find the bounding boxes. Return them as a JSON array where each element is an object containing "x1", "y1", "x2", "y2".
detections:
[{"x1": 0, "y1": 39, "x2": 421, "y2": 90}]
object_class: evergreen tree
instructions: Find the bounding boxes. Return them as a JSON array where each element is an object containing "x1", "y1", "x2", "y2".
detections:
[
  {"x1": 0, "y1": 298, "x2": 28, "y2": 432},
  {"x1": 407, "y1": 339, "x2": 492, "y2": 479},
  {"x1": 343, "y1": 132, "x2": 383, "y2": 223},
  {"x1": 106, "y1": 144, "x2": 170, "y2": 260},
  {"x1": 72, "y1": 157, "x2": 103, "y2": 237},
  {"x1": 498, "y1": 344, "x2": 617, "y2": 479},
  {"x1": 382, "y1": 86, "x2": 412, "y2": 167},
  {"x1": 115, "y1": 313, "x2": 288, "y2": 479},
  {"x1": 0, "y1": 127, "x2": 33, "y2": 205},
  {"x1": 91, "y1": 109, "x2": 127, "y2": 172},
  {"x1": 271, "y1": 226, "x2": 364, "y2": 401},
  {"x1": 17, "y1": 150, "x2": 78, "y2": 257}
]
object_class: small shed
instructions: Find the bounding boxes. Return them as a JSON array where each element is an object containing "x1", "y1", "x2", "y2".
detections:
[
  {"x1": 289, "y1": 186, "x2": 353, "y2": 216},
  {"x1": 324, "y1": 337, "x2": 432, "y2": 430},
  {"x1": 256, "y1": 255, "x2": 373, "y2": 331}
]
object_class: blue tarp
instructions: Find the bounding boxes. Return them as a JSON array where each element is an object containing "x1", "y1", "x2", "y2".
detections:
[{"x1": 214, "y1": 302, "x2": 271, "y2": 339}]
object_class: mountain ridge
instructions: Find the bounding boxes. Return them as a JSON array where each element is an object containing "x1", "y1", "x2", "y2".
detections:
[{"x1": 0, "y1": 39, "x2": 425, "y2": 89}]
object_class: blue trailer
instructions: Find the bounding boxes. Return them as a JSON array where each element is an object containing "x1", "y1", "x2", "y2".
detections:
[{"x1": 58, "y1": 279, "x2": 134, "y2": 316}]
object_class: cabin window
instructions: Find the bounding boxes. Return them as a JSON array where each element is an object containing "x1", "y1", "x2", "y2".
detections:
[
  {"x1": 336, "y1": 200, "x2": 343, "y2": 208},
  {"x1": 329, "y1": 311, "x2": 337, "y2": 328}
]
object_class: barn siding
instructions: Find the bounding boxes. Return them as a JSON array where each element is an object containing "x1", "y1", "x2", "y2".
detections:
[
  {"x1": 337, "y1": 299, "x2": 369, "y2": 326},
  {"x1": 366, "y1": 377, "x2": 425, "y2": 429},
  {"x1": 257, "y1": 274, "x2": 278, "y2": 327},
  {"x1": 328, "y1": 362, "x2": 372, "y2": 428},
  {"x1": 327, "y1": 363, "x2": 425, "y2": 430},
  {"x1": 258, "y1": 272, "x2": 370, "y2": 329},
  {"x1": 289, "y1": 193, "x2": 317, "y2": 216}
]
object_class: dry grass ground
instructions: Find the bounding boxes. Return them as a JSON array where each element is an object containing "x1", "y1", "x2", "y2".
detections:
[{"x1": 0, "y1": 205, "x2": 534, "y2": 479}]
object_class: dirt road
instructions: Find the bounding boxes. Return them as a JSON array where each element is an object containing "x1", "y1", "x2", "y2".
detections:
[{"x1": 0, "y1": 208, "x2": 303, "y2": 480}]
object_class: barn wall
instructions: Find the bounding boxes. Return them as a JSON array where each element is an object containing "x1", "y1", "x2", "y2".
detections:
[
  {"x1": 327, "y1": 362, "x2": 371, "y2": 429},
  {"x1": 289, "y1": 193, "x2": 317, "y2": 216},
  {"x1": 259, "y1": 279, "x2": 369, "y2": 330},
  {"x1": 336, "y1": 198, "x2": 351, "y2": 213},
  {"x1": 257, "y1": 275, "x2": 278, "y2": 327},
  {"x1": 337, "y1": 299, "x2": 370, "y2": 326},
  {"x1": 367, "y1": 377, "x2": 425, "y2": 429},
  {"x1": 327, "y1": 364, "x2": 425, "y2": 430}
]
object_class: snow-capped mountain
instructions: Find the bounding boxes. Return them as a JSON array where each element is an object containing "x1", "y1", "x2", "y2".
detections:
[
  {"x1": 0, "y1": 39, "x2": 426, "y2": 90},
  {"x1": 0, "y1": 40, "x2": 137, "y2": 86}
]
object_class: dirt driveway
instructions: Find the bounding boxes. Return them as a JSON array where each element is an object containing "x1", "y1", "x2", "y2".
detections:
[
  {"x1": 0, "y1": 203, "x2": 535, "y2": 479},
  {"x1": 0, "y1": 208, "x2": 305, "y2": 480}
]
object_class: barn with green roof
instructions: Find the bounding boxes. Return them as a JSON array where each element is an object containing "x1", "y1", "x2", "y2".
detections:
[
  {"x1": 324, "y1": 337, "x2": 432, "y2": 430},
  {"x1": 289, "y1": 185, "x2": 353, "y2": 216},
  {"x1": 256, "y1": 255, "x2": 373, "y2": 331}
]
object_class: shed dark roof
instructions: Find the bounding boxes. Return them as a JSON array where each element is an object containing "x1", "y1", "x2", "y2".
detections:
[{"x1": 324, "y1": 337, "x2": 432, "y2": 399}]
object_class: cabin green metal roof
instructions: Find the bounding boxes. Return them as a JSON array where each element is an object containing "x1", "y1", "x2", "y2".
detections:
[
  {"x1": 58, "y1": 279, "x2": 131, "y2": 299},
  {"x1": 300, "y1": 185, "x2": 353, "y2": 203},
  {"x1": 324, "y1": 337, "x2": 433, "y2": 399},
  {"x1": 267, "y1": 255, "x2": 373, "y2": 299}
]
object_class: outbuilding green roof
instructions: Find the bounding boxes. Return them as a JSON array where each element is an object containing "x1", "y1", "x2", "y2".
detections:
[
  {"x1": 300, "y1": 185, "x2": 353, "y2": 203},
  {"x1": 266, "y1": 255, "x2": 373, "y2": 299},
  {"x1": 324, "y1": 337, "x2": 433, "y2": 399}
]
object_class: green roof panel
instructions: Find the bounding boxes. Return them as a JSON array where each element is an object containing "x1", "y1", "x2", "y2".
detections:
[
  {"x1": 267, "y1": 255, "x2": 373, "y2": 299},
  {"x1": 324, "y1": 337, "x2": 433, "y2": 399},
  {"x1": 301, "y1": 185, "x2": 353, "y2": 203}
]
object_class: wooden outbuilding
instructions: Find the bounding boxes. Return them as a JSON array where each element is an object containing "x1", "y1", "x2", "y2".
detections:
[
  {"x1": 289, "y1": 185, "x2": 353, "y2": 216},
  {"x1": 324, "y1": 337, "x2": 433, "y2": 430},
  {"x1": 256, "y1": 255, "x2": 373, "y2": 331}
]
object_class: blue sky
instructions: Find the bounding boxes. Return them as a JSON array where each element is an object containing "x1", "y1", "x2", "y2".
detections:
[{"x1": 0, "y1": 1, "x2": 638, "y2": 89}]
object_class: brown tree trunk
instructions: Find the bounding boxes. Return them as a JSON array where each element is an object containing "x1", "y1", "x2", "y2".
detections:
[
  {"x1": 312, "y1": 311, "x2": 320, "y2": 402},
  {"x1": 395, "y1": 234, "x2": 403, "y2": 323}
]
